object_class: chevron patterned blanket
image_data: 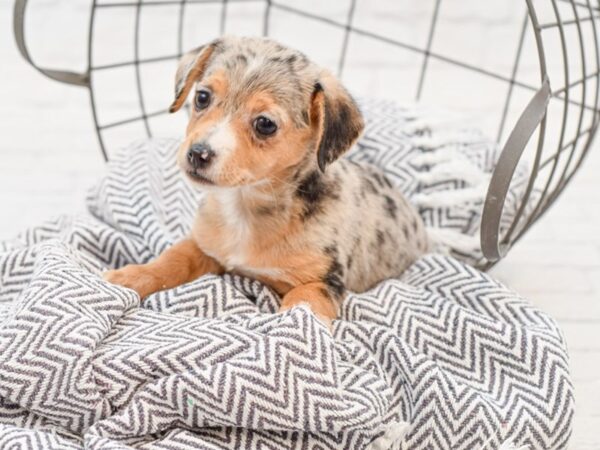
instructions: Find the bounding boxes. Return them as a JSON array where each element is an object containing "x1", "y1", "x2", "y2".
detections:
[{"x1": 0, "y1": 103, "x2": 572, "y2": 449}]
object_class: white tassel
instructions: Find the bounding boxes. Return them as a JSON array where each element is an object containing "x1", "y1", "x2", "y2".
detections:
[
  {"x1": 367, "y1": 421, "x2": 411, "y2": 450},
  {"x1": 427, "y1": 227, "x2": 481, "y2": 255},
  {"x1": 410, "y1": 135, "x2": 453, "y2": 150},
  {"x1": 409, "y1": 130, "x2": 483, "y2": 149},
  {"x1": 400, "y1": 109, "x2": 505, "y2": 256},
  {"x1": 410, "y1": 148, "x2": 465, "y2": 165},
  {"x1": 403, "y1": 107, "x2": 480, "y2": 133},
  {"x1": 415, "y1": 160, "x2": 489, "y2": 187},
  {"x1": 412, "y1": 184, "x2": 487, "y2": 209},
  {"x1": 410, "y1": 139, "x2": 491, "y2": 216},
  {"x1": 402, "y1": 119, "x2": 434, "y2": 134}
]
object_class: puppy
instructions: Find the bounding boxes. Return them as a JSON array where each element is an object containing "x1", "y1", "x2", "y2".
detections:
[{"x1": 104, "y1": 36, "x2": 429, "y2": 325}]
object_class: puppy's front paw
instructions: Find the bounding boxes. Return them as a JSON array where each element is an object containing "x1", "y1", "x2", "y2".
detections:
[
  {"x1": 279, "y1": 303, "x2": 334, "y2": 333},
  {"x1": 314, "y1": 312, "x2": 334, "y2": 333},
  {"x1": 103, "y1": 265, "x2": 160, "y2": 299}
]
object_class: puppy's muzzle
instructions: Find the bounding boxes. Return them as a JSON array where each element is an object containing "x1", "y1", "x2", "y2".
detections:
[{"x1": 187, "y1": 143, "x2": 215, "y2": 169}]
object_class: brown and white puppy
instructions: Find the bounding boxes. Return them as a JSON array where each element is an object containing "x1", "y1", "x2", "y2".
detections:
[{"x1": 104, "y1": 36, "x2": 429, "y2": 325}]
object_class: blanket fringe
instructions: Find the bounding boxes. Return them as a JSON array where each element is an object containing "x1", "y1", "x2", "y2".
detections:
[
  {"x1": 412, "y1": 185, "x2": 487, "y2": 210},
  {"x1": 427, "y1": 226, "x2": 481, "y2": 255},
  {"x1": 411, "y1": 148, "x2": 490, "y2": 188},
  {"x1": 367, "y1": 420, "x2": 411, "y2": 450},
  {"x1": 408, "y1": 130, "x2": 483, "y2": 150},
  {"x1": 401, "y1": 108, "x2": 475, "y2": 136},
  {"x1": 406, "y1": 122, "x2": 496, "y2": 257}
]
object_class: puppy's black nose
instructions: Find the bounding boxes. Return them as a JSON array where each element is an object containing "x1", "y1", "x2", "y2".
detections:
[{"x1": 187, "y1": 143, "x2": 215, "y2": 169}]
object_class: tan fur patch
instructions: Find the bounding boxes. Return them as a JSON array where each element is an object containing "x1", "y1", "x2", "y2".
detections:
[{"x1": 103, "y1": 239, "x2": 223, "y2": 298}]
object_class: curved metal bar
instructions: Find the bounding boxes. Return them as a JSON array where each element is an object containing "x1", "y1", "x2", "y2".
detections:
[
  {"x1": 220, "y1": 0, "x2": 229, "y2": 34},
  {"x1": 566, "y1": 0, "x2": 600, "y2": 173},
  {"x1": 178, "y1": 0, "x2": 191, "y2": 118},
  {"x1": 502, "y1": 13, "x2": 599, "y2": 254},
  {"x1": 177, "y1": 0, "x2": 187, "y2": 56},
  {"x1": 519, "y1": 0, "x2": 573, "y2": 234},
  {"x1": 551, "y1": 0, "x2": 588, "y2": 195},
  {"x1": 337, "y1": 0, "x2": 358, "y2": 78},
  {"x1": 13, "y1": 0, "x2": 90, "y2": 87},
  {"x1": 134, "y1": 0, "x2": 152, "y2": 137},
  {"x1": 262, "y1": 0, "x2": 272, "y2": 36},
  {"x1": 416, "y1": 0, "x2": 442, "y2": 101},
  {"x1": 87, "y1": 0, "x2": 109, "y2": 161},
  {"x1": 486, "y1": 0, "x2": 550, "y2": 259},
  {"x1": 549, "y1": 0, "x2": 600, "y2": 195},
  {"x1": 497, "y1": 13, "x2": 529, "y2": 143},
  {"x1": 481, "y1": 78, "x2": 551, "y2": 261}
]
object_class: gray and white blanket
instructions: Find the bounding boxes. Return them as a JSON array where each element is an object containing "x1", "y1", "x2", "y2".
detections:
[{"x1": 0, "y1": 103, "x2": 572, "y2": 449}]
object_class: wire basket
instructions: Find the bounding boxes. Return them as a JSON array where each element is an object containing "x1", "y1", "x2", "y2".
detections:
[{"x1": 13, "y1": 0, "x2": 600, "y2": 269}]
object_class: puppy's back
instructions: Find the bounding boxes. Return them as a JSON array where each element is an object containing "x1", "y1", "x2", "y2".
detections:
[{"x1": 305, "y1": 159, "x2": 428, "y2": 294}]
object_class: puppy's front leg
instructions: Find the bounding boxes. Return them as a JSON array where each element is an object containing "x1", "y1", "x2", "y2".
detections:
[
  {"x1": 104, "y1": 238, "x2": 223, "y2": 299},
  {"x1": 279, "y1": 282, "x2": 339, "y2": 328}
]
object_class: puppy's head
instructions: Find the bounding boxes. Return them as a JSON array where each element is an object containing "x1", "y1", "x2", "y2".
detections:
[{"x1": 170, "y1": 36, "x2": 364, "y2": 188}]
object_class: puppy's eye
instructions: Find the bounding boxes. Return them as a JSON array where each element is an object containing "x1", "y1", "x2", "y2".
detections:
[
  {"x1": 195, "y1": 90, "x2": 211, "y2": 111},
  {"x1": 254, "y1": 116, "x2": 277, "y2": 136}
]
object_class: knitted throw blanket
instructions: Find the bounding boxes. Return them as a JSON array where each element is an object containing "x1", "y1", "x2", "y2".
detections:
[{"x1": 0, "y1": 102, "x2": 571, "y2": 449}]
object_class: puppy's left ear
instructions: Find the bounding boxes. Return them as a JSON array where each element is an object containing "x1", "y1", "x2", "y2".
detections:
[
  {"x1": 169, "y1": 40, "x2": 221, "y2": 113},
  {"x1": 310, "y1": 72, "x2": 364, "y2": 172}
]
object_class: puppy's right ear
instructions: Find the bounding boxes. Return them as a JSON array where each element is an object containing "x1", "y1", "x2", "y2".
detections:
[
  {"x1": 169, "y1": 40, "x2": 220, "y2": 113},
  {"x1": 309, "y1": 72, "x2": 364, "y2": 172}
]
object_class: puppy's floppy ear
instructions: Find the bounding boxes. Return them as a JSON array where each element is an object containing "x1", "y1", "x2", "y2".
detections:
[
  {"x1": 310, "y1": 71, "x2": 364, "y2": 172},
  {"x1": 169, "y1": 40, "x2": 221, "y2": 113}
]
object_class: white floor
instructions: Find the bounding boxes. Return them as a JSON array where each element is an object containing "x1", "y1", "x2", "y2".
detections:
[{"x1": 1, "y1": 1, "x2": 599, "y2": 448}]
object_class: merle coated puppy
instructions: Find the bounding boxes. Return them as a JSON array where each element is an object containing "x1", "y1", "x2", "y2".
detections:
[{"x1": 104, "y1": 36, "x2": 429, "y2": 326}]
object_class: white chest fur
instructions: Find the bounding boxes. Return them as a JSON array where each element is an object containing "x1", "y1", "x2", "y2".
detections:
[
  {"x1": 196, "y1": 188, "x2": 284, "y2": 279},
  {"x1": 216, "y1": 189, "x2": 251, "y2": 268}
]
